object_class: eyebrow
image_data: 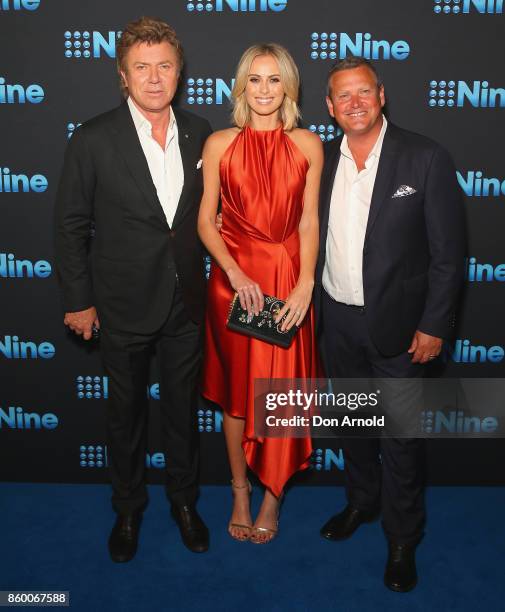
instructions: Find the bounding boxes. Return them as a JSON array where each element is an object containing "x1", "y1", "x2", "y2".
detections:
[
  {"x1": 335, "y1": 85, "x2": 373, "y2": 92},
  {"x1": 133, "y1": 60, "x2": 173, "y2": 65},
  {"x1": 248, "y1": 73, "x2": 281, "y2": 77}
]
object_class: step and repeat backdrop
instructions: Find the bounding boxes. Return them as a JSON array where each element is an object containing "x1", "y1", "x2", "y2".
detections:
[{"x1": 1, "y1": 0, "x2": 504, "y2": 486}]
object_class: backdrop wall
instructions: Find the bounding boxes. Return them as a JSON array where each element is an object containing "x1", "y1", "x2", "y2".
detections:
[{"x1": 1, "y1": 0, "x2": 504, "y2": 486}]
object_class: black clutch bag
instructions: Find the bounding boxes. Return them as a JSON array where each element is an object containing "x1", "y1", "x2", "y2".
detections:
[{"x1": 226, "y1": 293, "x2": 298, "y2": 348}]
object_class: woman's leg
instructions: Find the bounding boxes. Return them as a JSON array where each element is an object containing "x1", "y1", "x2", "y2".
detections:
[
  {"x1": 223, "y1": 412, "x2": 252, "y2": 540},
  {"x1": 251, "y1": 488, "x2": 283, "y2": 544}
]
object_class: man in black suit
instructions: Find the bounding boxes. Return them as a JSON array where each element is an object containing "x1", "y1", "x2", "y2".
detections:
[
  {"x1": 315, "y1": 57, "x2": 465, "y2": 591},
  {"x1": 54, "y1": 17, "x2": 212, "y2": 561}
]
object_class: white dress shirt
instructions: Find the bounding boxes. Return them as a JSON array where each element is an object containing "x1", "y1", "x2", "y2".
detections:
[
  {"x1": 127, "y1": 97, "x2": 184, "y2": 227},
  {"x1": 322, "y1": 116, "x2": 388, "y2": 306}
]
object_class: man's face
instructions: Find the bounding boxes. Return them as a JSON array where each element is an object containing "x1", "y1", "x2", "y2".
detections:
[
  {"x1": 121, "y1": 41, "x2": 180, "y2": 114},
  {"x1": 326, "y1": 66, "x2": 385, "y2": 137}
]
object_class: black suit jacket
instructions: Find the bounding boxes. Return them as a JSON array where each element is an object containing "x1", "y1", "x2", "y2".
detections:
[
  {"x1": 54, "y1": 102, "x2": 212, "y2": 334},
  {"x1": 315, "y1": 122, "x2": 466, "y2": 356}
]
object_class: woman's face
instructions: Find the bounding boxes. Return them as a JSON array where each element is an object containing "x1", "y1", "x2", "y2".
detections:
[{"x1": 244, "y1": 54, "x2": 285, "y2": 119}]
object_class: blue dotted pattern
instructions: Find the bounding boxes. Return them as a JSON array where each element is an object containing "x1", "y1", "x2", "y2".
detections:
[
  {"x1": 187, "y1": 77, "x2": 215, "y2": 105},
  {"x1": 428, "y1": 80, "x2": 458, "y2": 107},
  {"x1": 310, "y1": 32, "x2": 338, "y2": 61},
  {"x1": 308, "y1": 124, "x2": 342, "y2": 142},
  {"x1": 434, "y1": 0, "x2": 462, "y2": 14}
]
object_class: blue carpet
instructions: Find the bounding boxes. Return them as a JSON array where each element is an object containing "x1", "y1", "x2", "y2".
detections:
[{"x1": 1, "y1": 484, "x2": 504, "y2": 611}]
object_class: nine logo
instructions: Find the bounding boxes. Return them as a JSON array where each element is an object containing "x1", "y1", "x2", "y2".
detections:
[
  {"x1": 0, "y1": 405, "x2": 58, "y2": 430},
  {"x1": 310, "y1": 32, "x2": 410, "y2": 61},
  {"x1": 457, "y1": 170, "x2": 505, "y2": 198},
  {"x1": 0, "y1": 335, "x2": 55, "y2": 359},
  {"x1": 0, "y1": 253, "x2": 51, "y2": 278},
  {"x1": 452, "y1": 339, "x2": 504, "y2": 363},
  {"x1": 0, "y1": 168, "x2": 48, "y2": 193},
  {"x1": 64, "y1": 31, "x2": 122, "y2": 59},
  {"x1": 429, "y1": 80, "x2": 505, "y2": 108},
  {"x1": 76, "y1": 376, "x2": 160, "y2": 400},
  {"x1": 0, "y1": 0, "x2": 40, "y2": 10},
  {"x1": 198, "y1": 408, "x2": 223, "y2": 432},
  {"x1": 433, "y1": 0, "x2": 503, "y2": 14},
  {"x1": 420, "y1": 410, "x2": 498, "y2": 434},
  {"x1": 186, "y1": 78, "x2": 234, "y2": 105},
  {"x1": 309, "y1": 124, "x2": 342, "y2": 142},
  {"x1": 466, "y1": 257, "x2": 505, "y2": 282},
  {"x1": 79, "y1": 445, "x2": 166, "y2": 469},
  {"x1": 311, "y1": 448, "x2": 344, "y2": 471},
  {"x1": 0, "y1": 77, "x2": 44, "y2": 104},
  {"x1": 186, "y1": 0, "x2": 287, "y2": 11}
]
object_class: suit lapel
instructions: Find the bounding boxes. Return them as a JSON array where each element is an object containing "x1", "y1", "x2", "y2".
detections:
[
  {"x1": 319, "y1": 138, "x2": 342, "y2": 256},
  {"x1": 364, "y1": 124, "x2": 401, "y2": 243},
  {"x1": 171, "y1": 109, "x2": 194, "y2": 229},
  {"x1": 108, "y1": 103, "x2": 168, "y2": 226}
]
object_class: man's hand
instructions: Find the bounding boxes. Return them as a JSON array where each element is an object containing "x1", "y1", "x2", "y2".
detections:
[
  {"x1": 64, "y1": 306, "x2": 100, "y2": 341},
  {"x1": 408, "y1": 330, "x2": 443, "y2": 364}
]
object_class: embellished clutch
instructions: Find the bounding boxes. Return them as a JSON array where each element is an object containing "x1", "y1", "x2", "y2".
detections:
[{"x1": 226, "y1": 293, "x2": 298, "y2": 348}]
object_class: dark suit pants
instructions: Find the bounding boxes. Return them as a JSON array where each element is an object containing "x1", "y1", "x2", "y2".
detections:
[
  {"x1": 320, "y1": 290, "x2": 426, "y2": 546},
  {"x1": 100, "y1": 286, "x2": 201, "y2": 515}
]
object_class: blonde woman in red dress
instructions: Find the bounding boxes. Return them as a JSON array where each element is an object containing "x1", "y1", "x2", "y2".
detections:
[{"x1": 198, "y1": 43, "x2": 322, "y2": 543}]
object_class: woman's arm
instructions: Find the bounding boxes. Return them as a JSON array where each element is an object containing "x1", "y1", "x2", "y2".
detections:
[
  {"x1": 277, "y1": 130, "x2": 323, "y2": 330},
  {"x1": 197, "y1": 130, "x2": 264, "y2": 317}
]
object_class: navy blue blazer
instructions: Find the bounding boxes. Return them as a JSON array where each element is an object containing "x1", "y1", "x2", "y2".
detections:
[{"x1": 314, "y1": 122, "x2": 466, "y2": 356}]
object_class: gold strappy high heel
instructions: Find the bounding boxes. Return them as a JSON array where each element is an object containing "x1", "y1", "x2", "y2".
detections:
[
  {"x1": 250, "y1": 492, "x2": 284, "y2": 544},
  {"x1": 228, "y1": 479, "x2": 253, "y2": 542}
]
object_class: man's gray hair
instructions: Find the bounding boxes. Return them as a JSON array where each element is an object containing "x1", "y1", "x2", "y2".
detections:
[{"x1": 326, "y1": 57, "x2": 383, "y2": 96}]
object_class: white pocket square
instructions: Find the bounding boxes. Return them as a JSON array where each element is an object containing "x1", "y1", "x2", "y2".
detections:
[
  {"x1": 196, "y1": 159, "x2": 203, "y2": 170},
  {"x1": 392, "y1": 185, "x2": 417, "y2": 198}
]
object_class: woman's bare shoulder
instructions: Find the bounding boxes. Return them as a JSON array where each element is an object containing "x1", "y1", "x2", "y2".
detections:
[
  {"x1": 205, "y1": 127, "x2": 241, "y2": 154},
  {"x1": 286, "y1": 127, "x2": 323, "y2": 164},
  {"x1": 289, "y1": 127, "x2": 323, "y2": 149}
]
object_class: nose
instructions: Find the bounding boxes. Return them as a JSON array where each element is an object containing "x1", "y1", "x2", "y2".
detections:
[
  {"x1": 259, "y1": 79, "x2": 270, "y2": 94},
  {"x1": 149, "y1": 66, "x2": 160, "y2": 82},
  {"x1": 349, "y1": 93, "x2": 361, "y2": 107}
]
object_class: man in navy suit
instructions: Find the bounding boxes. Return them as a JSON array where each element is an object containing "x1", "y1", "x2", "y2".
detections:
[{"x1": 314, "y1": 57, "x2": 465, "y2": 591}]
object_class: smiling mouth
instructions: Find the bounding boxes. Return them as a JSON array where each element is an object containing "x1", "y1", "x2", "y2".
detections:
[
  {"x1": 346, "y1": 111, "x2": 367, "y2": 117},
  {"x1": 255, "y1": 97, "x2": 274, "y2": 105}
]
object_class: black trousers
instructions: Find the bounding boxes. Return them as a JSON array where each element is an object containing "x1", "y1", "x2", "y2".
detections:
[
  {"x1": 320, "y1": 290, "x2": 426, "y2": 546},
  {"x1": 100, "y1": 286, "x2": 201, "y2": 515}
]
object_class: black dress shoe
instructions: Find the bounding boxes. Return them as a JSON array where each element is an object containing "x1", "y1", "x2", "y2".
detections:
[
  {"x1": 171, "y1": 504, "x2": 209, "y2": 553},
  {"x1": 384, "y1": 543, "x2": 418, "y2": 592},
  {"x1": 108, "y1": 512, "x2": 142, "y2": 563},
  {"x1": 320, "y1": 505, "x2": 380, "y2": 541}
]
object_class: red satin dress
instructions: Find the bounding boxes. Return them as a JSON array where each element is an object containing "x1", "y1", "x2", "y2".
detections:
[{"x1": 202, "y1": 125, "x2": 319, "y2": 497}]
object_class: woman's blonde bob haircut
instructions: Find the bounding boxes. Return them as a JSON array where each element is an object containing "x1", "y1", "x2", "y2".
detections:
[{"x1": 231, "y1": 43, "x2": 301, "y2": 131}]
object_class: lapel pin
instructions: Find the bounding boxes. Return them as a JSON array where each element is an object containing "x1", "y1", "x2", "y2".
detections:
[{"x1": 184, "y1": 133, "x2": 189, "y2": 139}]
